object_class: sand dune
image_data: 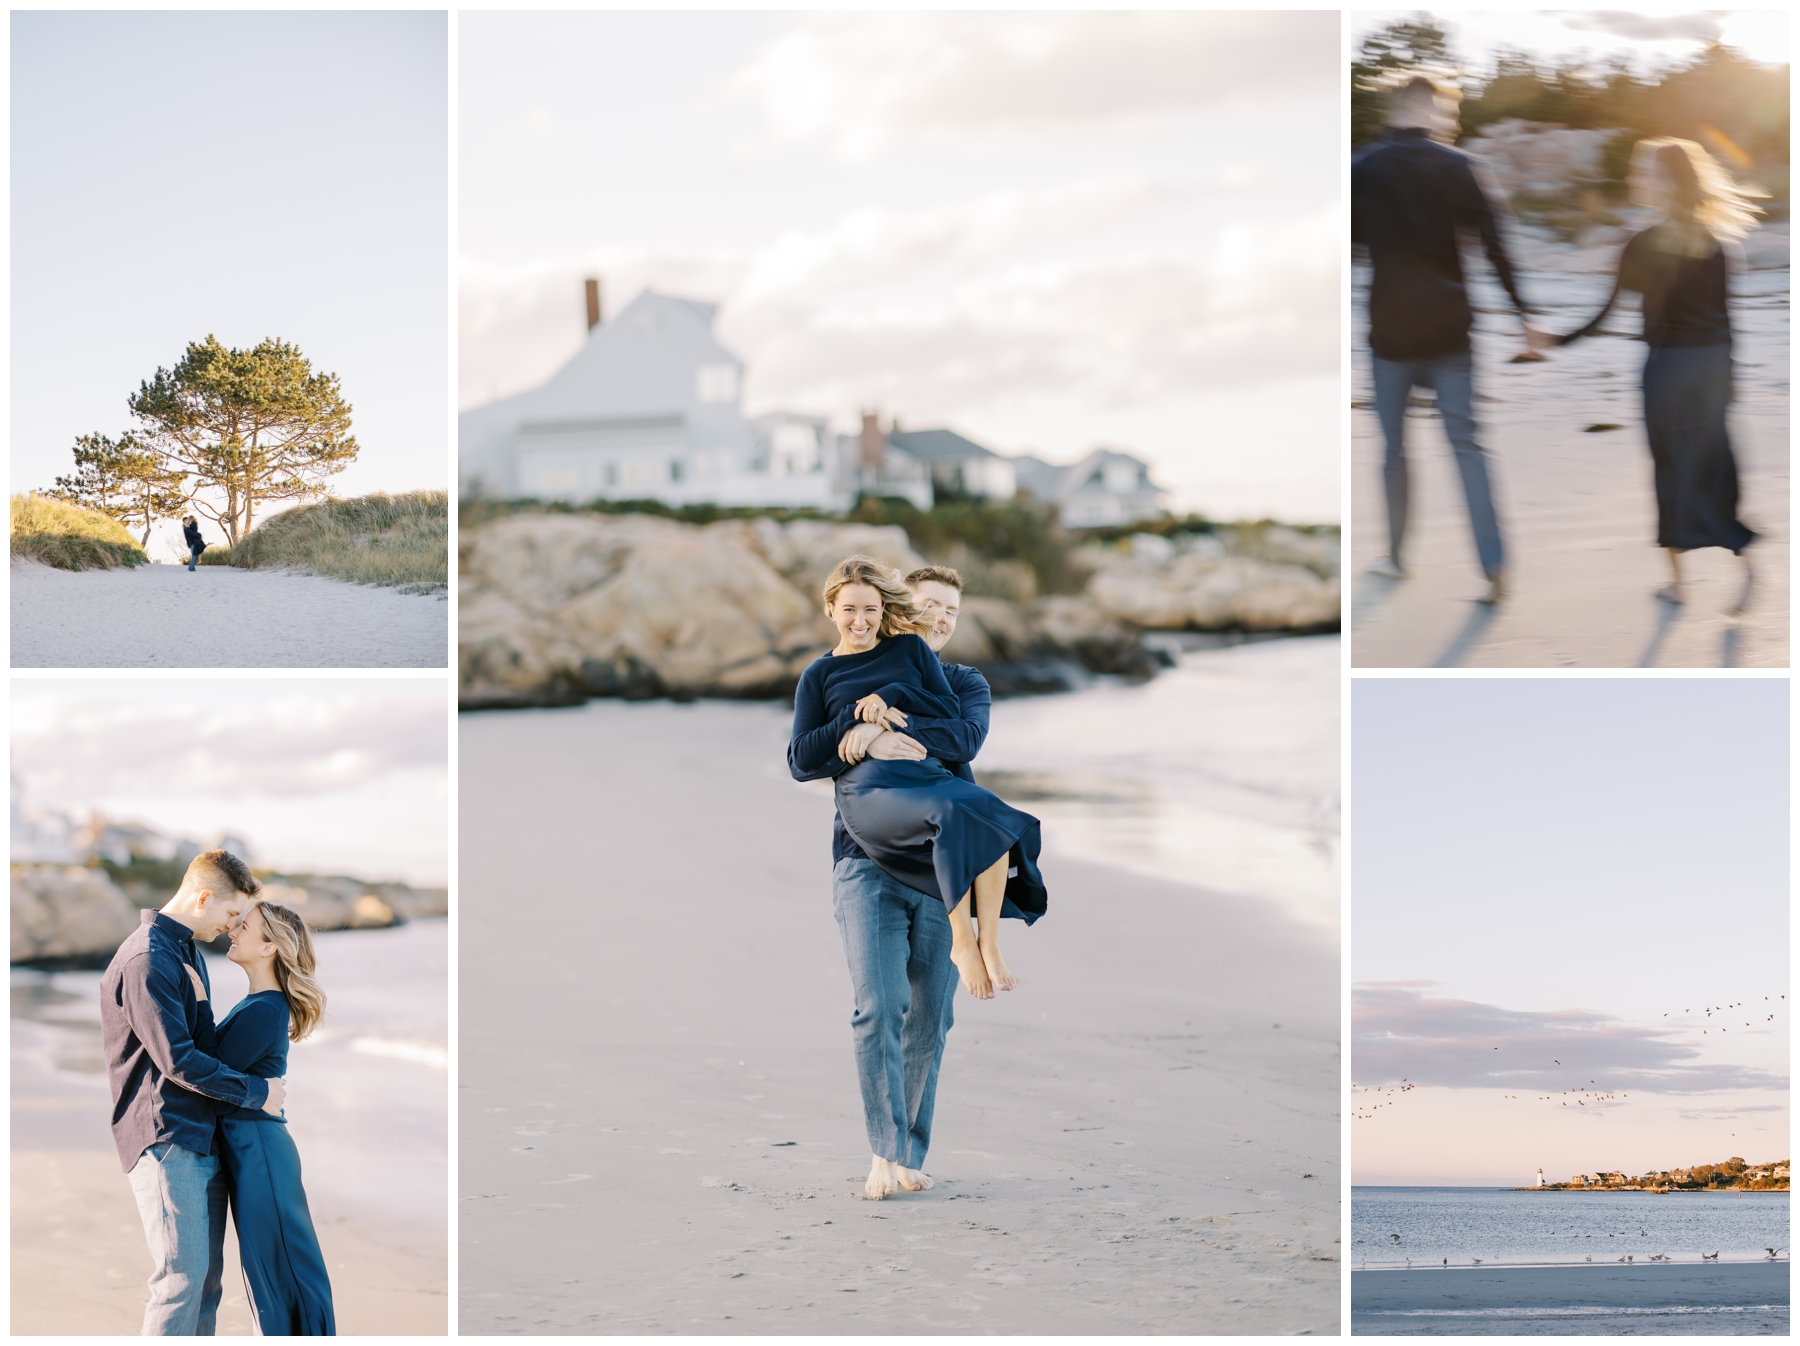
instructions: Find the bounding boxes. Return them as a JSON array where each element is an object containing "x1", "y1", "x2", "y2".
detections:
[
  {"x1": 10, "y1": 561, "x2": 446, "y2": 668},
  {"x1": 459, "y1": 700, "x2": 1341, "y2": 1335}
]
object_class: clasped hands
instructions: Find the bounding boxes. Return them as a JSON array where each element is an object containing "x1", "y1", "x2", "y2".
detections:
[{"x1": 840, "y1": 693, "x2": 927, "y2": 764}]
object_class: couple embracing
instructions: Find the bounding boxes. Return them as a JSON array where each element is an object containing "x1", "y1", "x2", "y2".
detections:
[
  {"x1": 100, "y1": 849, "x2": 335, "y2": 1335},
  {"x1": 789, "y1": 558, "x2": 1048, "y2": 1200}
]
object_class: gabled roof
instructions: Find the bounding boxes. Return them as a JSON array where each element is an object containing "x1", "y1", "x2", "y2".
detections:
[{"x1": 888, "y1": 428, "x2": 999, "y2": 464}]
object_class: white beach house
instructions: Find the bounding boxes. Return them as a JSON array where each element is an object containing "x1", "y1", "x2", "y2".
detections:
[{"x1": 459, "y1": 288, "x2": 846, "y2": 510}]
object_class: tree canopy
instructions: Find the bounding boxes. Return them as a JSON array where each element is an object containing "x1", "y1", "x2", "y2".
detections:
[
  {"x1": 47, "y1": 431, "x2": 187, "y2": 547},
  {"x1": 127, "y1": 335, "x2": 359, "y2": 546}
]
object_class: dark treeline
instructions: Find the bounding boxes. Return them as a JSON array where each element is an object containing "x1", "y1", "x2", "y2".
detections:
[{"x1": 1352, "y1": 15, "x2": 1789, "y2": 207}]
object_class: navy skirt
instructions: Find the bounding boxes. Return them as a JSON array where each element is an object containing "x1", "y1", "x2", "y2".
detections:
[
  {"x1": 219, "y1": 1118, "x2": 336, "y2": 1336},
  {"x1": 1642, "y1": 343, "x2": 1754, "y2": 553},
  {"x1": 836, "y1": 757, "x2": 1047, "y2": 923}
]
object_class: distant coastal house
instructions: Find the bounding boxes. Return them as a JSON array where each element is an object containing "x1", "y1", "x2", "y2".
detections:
[
  {"x1": 459, "y1": 288, "x2": 846, "y2": 511},
  {"x1": 888, "y1": 427, "x2": 1017, "y2": 501},
  {"x1": 1015, "y1": 448, "x2": 1171, "y2": 527}
]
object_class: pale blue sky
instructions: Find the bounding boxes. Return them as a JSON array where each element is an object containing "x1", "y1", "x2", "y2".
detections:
[
  {"x1": 460, "y1": 11, "x2": 1340, "y2": 522},
  {"x1": 11, "y1": 11, "x2": 448, "y2": 559},
  {"x1": 12, "y1": 678, "x2": 448, "y2": 886},
  {"x1": 1352, "y1": 678, "x2": 1788, "y2": 1181}
]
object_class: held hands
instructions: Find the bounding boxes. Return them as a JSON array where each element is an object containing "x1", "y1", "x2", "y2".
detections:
[
  {"x1": 262, "y1": 1077, "x2": 287, "y2": 1116},
  {"x1": 837, "y1": 722, "x2": 885, "y2": 764},
  {"x1": 852, "y1": 693, "x2": 908, "y2": 729},
  {"x1": 867, "y1": 731, "x2": 927, "y2": 762}
]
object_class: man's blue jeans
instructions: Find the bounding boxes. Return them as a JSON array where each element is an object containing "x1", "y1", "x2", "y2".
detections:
[
  {"x1": 126, "y1": 1141, "x2": 226, "y2": 1335},
  {"x1": 187, "y1": 546, "x2": 203, "y2": 571},
  {"x1": 832, "y1": 857, "x2": 958, "y2": 1169},
  {"x1": 1372, "y1": 349, "x2": 1506, "y2": 578}
]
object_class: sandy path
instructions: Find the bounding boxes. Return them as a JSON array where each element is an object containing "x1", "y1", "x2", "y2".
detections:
[
  {"x1": 459, "y1": 700, "x2": 1341, "y2": 1335},
  {"x1": 1350, "y1": 234, "x2": 1789, "y2": 668},
  {"x1": 11, "y1": 561, "x2": 447, "y2": 668},
  {"x1": 1353, "y1": 1261, "x2": 1789, "y2": 1336}
]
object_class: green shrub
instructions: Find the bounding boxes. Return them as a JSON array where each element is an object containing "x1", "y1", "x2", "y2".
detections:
[
  {"x1": 198, "y1": 545, "x2": 232, "y2": 566},
  {"x1": 230, "y1": 491, "x2": 448, "y2": 593},
  {"x1": 10, "y1": 493, "x2": 148, "y2": 571}
]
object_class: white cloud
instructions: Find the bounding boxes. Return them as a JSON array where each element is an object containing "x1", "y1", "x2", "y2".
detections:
[
  {"x1": 1556, "y1": 11, "x2": 1723, "y2": 45},
  {"x1": 726, "y1": 11, "x2": 1337, "y2": 162}
]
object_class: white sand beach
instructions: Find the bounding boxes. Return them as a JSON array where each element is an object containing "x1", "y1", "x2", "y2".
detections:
[
  {"x1": 459, "y1": 695, "x2": 1341, "y2": 1335},
  {"x1": 1351, "y1": 229, "x2": 1789, "y2": 668},
  {"x1": 10, "y1": 921, "x2": 448, "y2": 1335},
  {"x1": 1353, "y1": 1261, "x2": 1790, "y2": 1336},
  {"x1": 10, "y1": 561, "x2": 447, "y2": 668}
]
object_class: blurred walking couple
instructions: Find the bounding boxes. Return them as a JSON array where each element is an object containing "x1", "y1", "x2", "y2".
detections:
[
  {"x1": 789, "y1": 558, "x2": 1047, "y2": 1200},
  {"x1": 101, "y1": 850, "x2": 336, "y2": 1335},
  {"x1": 1355, "y1": 76, "x2": 1762, "y2": 615}
]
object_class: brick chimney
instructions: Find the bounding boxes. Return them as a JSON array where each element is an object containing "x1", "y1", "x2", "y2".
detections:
[
  {"x1": 859, "y1": 411, "x2": 886, "y2": 470},
  {"x1": 584, "y1": 277, "x2": 603, "y2": 332}
]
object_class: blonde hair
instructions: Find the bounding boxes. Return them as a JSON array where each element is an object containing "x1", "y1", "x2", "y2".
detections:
[
  {"x1": 1634, "y1": 137, "x2": 1764, "y2": 254},
  {"x1": 822, "y1": 555, "x2": 936, "y2": 639},
  {"x1": 181, "y1": 849, "x2": 261, "y2": 901},
  {"x1": 253, "y1": 902, "x2": 326, "y2": 1042}
]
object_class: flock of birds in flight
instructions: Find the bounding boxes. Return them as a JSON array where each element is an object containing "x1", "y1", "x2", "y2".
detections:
[{"x1": 1352, "y1": 996, "x2": 1783, "y2": 1122}]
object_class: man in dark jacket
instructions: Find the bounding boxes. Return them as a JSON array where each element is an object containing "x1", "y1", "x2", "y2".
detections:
[
  {"x1": 1352, "y1": 75, "x2": 1547, "y2": 602},
  {"x1": 181, "y1": 516, "x2": 206, "y2": 571},
  {"x1": 100, "y1": 849, "x2": 284, "y2": 1334}
]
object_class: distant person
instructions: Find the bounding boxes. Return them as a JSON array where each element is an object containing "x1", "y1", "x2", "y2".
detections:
[
  {"x1": 100, "y1": 850, "x2": 285, "y2": 1335},
  {"x1": 788, "y1": 559, "x2": 1046, "y2": 1200},
  {"x1": 182, "y1": 515, "x2": 206, "y2": 571},
  {"x1": 1352, "y1": 75, "x2": 1547, "y2": 602},
  {"x1": 206, "y1": 900, "x2": 336, "y2": 1334},
  {"x1": 1553, "y1": 137, "x2": 1764, "y2": 615}
]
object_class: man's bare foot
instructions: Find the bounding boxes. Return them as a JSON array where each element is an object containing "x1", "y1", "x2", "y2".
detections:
[
  {"x1": 896, "y1": 1166, "x2": 934, "y2": 1192},
  {"x1": 865, "y1": 1155, "x2": 899, "y2": 1200},
  {"x1": 979, "y1": 941, "x2": 1017, "y2": 992},
  {"x1": 950, "y1": 939, "x2": 993, "y2": 999},
  {"x1": 1477, "y1": 569, "x2": 1507, "y2": 605},
  {"x1": 1655, "y1": 584, "x2": 1685, "y2": 605}
]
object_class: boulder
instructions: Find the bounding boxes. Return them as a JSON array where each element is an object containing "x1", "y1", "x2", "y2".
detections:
[
  {"x1": 1085, "y1": 552, "x2": 1340, "y2": 632},
  {"x1": 12, "y1": 866, "x2": 142, "y2": 965}
]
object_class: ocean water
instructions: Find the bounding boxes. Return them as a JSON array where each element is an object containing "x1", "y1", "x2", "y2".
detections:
[
  {"x1": 11, "y1": 917, "x2": 447, "y2": 1222},
  {"x1": 1353, "y1": 1186, "x2": 1790, "y2": 1267},
  {"x1": 974, "y1": 634, "x2": 1340, "y2": 931}
]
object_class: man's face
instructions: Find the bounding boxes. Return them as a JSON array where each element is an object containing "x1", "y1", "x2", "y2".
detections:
[
  {"x1": 912, "y1": 581, "x2": 962, "y2": 653},
  {"x1": 195, "y1": 890, "x2": 250, "y2": 942}
]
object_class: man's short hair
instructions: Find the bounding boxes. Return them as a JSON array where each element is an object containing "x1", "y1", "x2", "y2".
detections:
[
  {"x1": 183, "y1": 849, "x2": 261, "y2": 898},
  {"x1": 1387, "y1": 75, "x2": 1459, "y2": 123},
  {"x1": 905, "y1": 565, "x2": 964, "y2": 592}
]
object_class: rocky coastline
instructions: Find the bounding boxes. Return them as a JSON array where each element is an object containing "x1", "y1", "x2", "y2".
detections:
[
  {"x1": 459, "y1": 511, "x2": 1339, "y2": 709},
  {"x1": 10, "y1": 865, "x2": 449, "y2": 969}
]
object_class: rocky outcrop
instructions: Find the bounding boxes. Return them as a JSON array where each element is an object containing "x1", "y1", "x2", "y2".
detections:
[
  {"x1": 12, "y1": 867, "x2": 142, "y2": 966},
  {"x1": 460, "y1": 511, "x2": 1339, "y2": 707},
  {"x1": 256, "y1": 877, "x2": 446, "y2": 933},
  {"x1": 1466, "y1": 119, "x2": 1620, "y2": 198}
]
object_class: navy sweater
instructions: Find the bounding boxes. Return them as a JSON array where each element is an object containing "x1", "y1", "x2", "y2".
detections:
[{"x1": 214, "y1": 992, "x2": 290, "y2": 1123}]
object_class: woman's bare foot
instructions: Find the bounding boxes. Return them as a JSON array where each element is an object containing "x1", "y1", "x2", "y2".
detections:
[
  {"x1": 1654, "y1": 584, "x2": 1684, "y2": 605},
  {"x1": 1726, "y1": 555, "x2": 1755, "y2": 618},
  {"x1": 979, "y1": 940, "x2": 1017, "y2": 992},
  {"x1": 896, "y1": 1166, "x2": 934, "y2": 1192},
  {"x1": 865, "y1": 1155, "x2": 899, "y2": 1200},
  {"x1": 950, "y1": 938, "x2": 993, "y2": 999}
]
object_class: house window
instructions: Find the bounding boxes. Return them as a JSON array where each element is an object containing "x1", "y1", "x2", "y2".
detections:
[
  {"x1": 696, "y1": 364, "x2": 738, "y2": 404},
  {"x1": 669, "y1": 459, "x2": 686, "y2": 483},
  {"x1": 604, "y1": 462, "x2": 619, "y2": 487},
  {"x1": 1103, "y1": 460, "x2": 1140, "y2": 493}
]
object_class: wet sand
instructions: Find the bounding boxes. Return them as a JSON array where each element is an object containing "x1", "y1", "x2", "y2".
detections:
[
  {"x1": 459, "y1": 699, "x2": 1341, "y2": 1334},
  {"x1": 1351, "y1": 225, "x2": 1789, "y2": 668},
  {"x1": 10, "y1": 560, "x2": 447, "y2": 668},
  {"x1": 1353, "y1": 1260, "x2": 1789, "y2": 1336}
]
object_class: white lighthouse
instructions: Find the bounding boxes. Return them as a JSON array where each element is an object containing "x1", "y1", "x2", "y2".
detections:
[{"x1": 1534, "y1": 1168, "x2": 1546, "y2": 1188}]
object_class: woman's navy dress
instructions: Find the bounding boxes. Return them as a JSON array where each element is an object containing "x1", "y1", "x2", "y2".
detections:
[
  {"x1": 790, "y1": 634, "x2": 1047, "y2": 921},
  {"x1": 1559, "y1": 223, "x2": 1754, "y2": 554},
  {"x1": 214, "y1": 992, "x2": 336, "y2": 1336}
]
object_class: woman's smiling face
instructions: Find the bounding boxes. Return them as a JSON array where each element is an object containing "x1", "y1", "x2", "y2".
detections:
[
  {"x1": 828, "y1": 583, "x2": 884, "y2": 653},
  {"x1": 227, "y1": 903, "x2": 274, "y2": 968}
]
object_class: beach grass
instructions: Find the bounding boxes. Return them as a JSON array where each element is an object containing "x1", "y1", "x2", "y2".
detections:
[
  {"x1": 9, "y1": 493, "x2": 148, "y2": 571},
  {"x1": 230, "y1": 491, "x2": 448, "y2": 594}
]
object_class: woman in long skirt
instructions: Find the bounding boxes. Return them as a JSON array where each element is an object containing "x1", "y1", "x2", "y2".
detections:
[{"x1": 1556, "y1": 136, "x2": 1765, "y2": 614}]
